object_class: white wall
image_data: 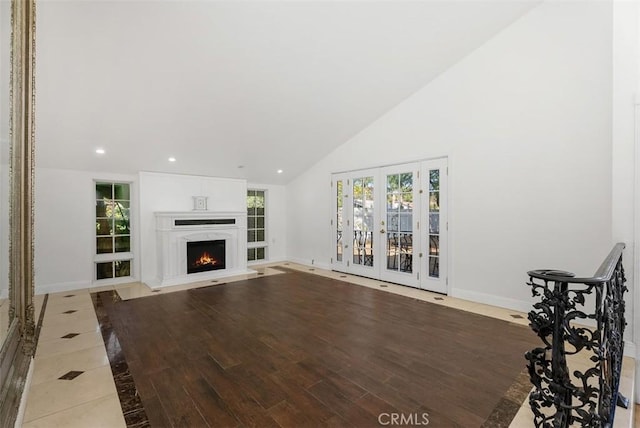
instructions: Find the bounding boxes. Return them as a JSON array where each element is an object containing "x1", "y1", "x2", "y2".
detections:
[
  {"x1": 34, "y1": 168, "x2": 138, "y2": 294},
  {"x1": 247, "y1": 182, "x2": 287, "y2": 263},
  {"x1": 139, "y1": 172, "x2": 247, "y2": 284},
  {"x1": 287, "y1": 1, "x2": 613, "y2": 311},
  {"x1": 34, "y1": 170, "x2": 285, "y2": 292},
  {"x1": 611, "y1": 0, "x2": 639, "y2": 401}
]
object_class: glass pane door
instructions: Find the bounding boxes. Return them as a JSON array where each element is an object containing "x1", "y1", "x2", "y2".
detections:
[
  {"x1": 428, "y1": 170, "x2": 440, "y2": 278},
  {"x1": 336, "y1": 179, "x2": 344, "y2": 263},
  {"x1": 331, "y1": 160, "x2": 447, "y2": 292},
  {"x1": 380, "y1": 164, "x2": 419, "y2": 287},
  {"x1": 331, "y1": 173, "x2": 349, "y2": 272},
  {"x1": 420, "y1": 158, "x2": 447, "y2": 294},
  {"x1": 331, "y1": 171, "x2": 378, "y2": 276},
  {"x1": 352, "y1": 176, "x2": 375, "y2": 269}
]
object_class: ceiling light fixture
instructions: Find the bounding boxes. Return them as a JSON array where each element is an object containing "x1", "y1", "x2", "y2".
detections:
[
  {"x1": 95, "y1": 148, "x2": 105, "y2": 155},
  {"x1": 168, "y1": 157, "x2": 176, "y2": 162},
  {"x1": 277, "y1": 169, "x2": 283, "y2": 174}
]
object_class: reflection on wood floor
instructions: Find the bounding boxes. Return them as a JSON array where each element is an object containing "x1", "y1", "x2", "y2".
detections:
[{"x1": 98, "y1": 269, "x2": 538, "y2": 427}]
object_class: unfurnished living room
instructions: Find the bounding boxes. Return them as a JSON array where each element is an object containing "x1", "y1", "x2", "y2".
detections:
[{"x1": 1, "y1": 0, "x2": 639, "y2": 427}]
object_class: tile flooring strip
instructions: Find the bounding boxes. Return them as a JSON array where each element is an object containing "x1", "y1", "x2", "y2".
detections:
[
  {"x1": 481, "y1": 369, "x2": 532, "y2": 427},
  {"x1": 32, "y1": 294, "x2": 49, "y2": 355},
  {"x1": 91, "y1": 291, "x2": 150, "y2": 428}
]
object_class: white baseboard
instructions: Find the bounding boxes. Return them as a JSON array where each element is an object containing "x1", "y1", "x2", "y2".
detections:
[
  {"x1": 449, "y1": 287, "x2": 533, "y2": 313},
  {"x1": 35, "y1": 280, "x2": 92, "y2": 295},
  {"x1": 636, "y1": 360, "x2": 640, "y2": 404},
  {"x1": 247, "y1": 257, "x2": 287, "y2": 268},
  {"x1": 90, "y1": 276, "x2": 140, "y2": 288},
  {"x1": 286, "y1": 257, "x2": 332, "y2": 271},
  {"x1": 264, "y1": 256, "x2": 288, "y2": 264},
  {"x1": 625, "y1": 340, "x2": 636, "y2": 358}
]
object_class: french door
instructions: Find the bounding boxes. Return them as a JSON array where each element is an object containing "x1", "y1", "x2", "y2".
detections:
[
  {"x1": 420, "y1": 159, "x2": 447, "y2": 293},
  {"x1": 331, "y1": 159, "x2": 447, "y2": 293},
  {"x1": 379, "y1": 163, "x2": 419, "y2": 287},
  {"x1": 332, "y1": 169, "x2": 380, "y2": 278}
]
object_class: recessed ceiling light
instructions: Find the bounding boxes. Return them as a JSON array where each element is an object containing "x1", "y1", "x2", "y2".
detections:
[
  {"x1": 168, "y1": 157, "x2": 176, "y2": 162},
  {"x1": 95, "y1": 148, "x2": 105, "y2": 155},
  {"x1": 277, "y1": 169, "x2": 283, "y2": 174}
]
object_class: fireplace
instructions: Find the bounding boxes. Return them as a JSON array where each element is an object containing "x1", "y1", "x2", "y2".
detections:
[
  {"x1": 187, "y1": 240, "x2": 225, "y2": 274},
  {"x1": 153, "y1": 211, "x2": 249, "y2": 287}
]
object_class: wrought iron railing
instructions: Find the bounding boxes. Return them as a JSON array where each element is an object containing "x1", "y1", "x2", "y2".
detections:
[
  {"x1": 353, "y1": 230, "x2": 374, "y2": 266},
  {"x1": 525, "y1": 243, "x2": 628, "y2": 428}
]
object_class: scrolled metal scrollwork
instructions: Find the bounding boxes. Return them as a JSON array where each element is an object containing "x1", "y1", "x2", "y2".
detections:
[{"x1": 525, "y1": 244, "x2": 627, "y2": 428}]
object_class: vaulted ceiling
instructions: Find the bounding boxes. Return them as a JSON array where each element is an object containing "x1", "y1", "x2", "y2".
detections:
[{"x1": 33, "y1": 0, "x2": 539, "y2": 184}]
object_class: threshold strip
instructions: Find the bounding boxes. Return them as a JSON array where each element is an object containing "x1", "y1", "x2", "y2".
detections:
[
  {"x1": 91, "y1": 290, "x2": 149, "y2": 428},
  {"x1": 481, "y1": 369, "x2": 532, "y2": 427}
]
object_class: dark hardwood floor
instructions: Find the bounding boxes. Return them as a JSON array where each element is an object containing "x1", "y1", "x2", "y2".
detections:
[{"x1": 99, "y1": 270, "x2": 538, "y2": 427}]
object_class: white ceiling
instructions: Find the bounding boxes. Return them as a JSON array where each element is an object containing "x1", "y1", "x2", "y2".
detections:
[{"x1": 34, "y1": 0, "x2": 538, "y2": 184}]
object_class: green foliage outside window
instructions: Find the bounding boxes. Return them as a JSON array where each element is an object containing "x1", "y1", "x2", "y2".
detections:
[{"x1": 95, "y1": 182, "x2": 132, "y2": 280}]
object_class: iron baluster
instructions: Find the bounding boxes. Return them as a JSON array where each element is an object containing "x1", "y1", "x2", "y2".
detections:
[{"x1": 525, "y1": 243, "x2": 628, "y2": 428}]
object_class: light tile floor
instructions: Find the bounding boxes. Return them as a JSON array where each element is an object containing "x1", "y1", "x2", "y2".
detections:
[
  {"x1": 20, "y1": 263, "x2": 636, "y2": 427},
  {"x1": 23, "y1": 291, "x2": 124, "y2": 428}
]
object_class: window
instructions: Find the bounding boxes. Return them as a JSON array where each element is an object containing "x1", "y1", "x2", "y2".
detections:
[
  {"x1": 428, "y1": 170, "x2": 440, "y2": 278},
  {"x1": 336, "y1": 179, "x2": 343, "y2": 262},
  {"x1": 95, "y1": 182, "x2": 132, "y2": 280},
  {"x1": 247, "y1": 190, "x2": 266, "y2": 262}
]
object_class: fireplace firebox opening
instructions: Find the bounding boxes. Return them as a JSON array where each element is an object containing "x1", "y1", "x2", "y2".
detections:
[{"x1": 187, "y1": 240, "x2": 226, "y2": 274}]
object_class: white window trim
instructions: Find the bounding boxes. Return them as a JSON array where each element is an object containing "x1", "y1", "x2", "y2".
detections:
[
  {"x1": 247, "y1": 188, "x2": 268, "y2": 262},
  {"x1": 93, "y1": 180, "x2": 134, "y2": 282},
  {"x1": 247, "y1": 242, "x2": 268, "y2": 249}
]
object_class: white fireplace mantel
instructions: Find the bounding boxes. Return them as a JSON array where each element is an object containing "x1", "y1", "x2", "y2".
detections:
[{"x1": 152, "y1": 211, "x2": 251, "y2": 287}]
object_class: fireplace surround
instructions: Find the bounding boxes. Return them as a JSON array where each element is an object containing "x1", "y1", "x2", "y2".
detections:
[{"x1": 153, "y1": 211, "x2": 250, "y2": 287}]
